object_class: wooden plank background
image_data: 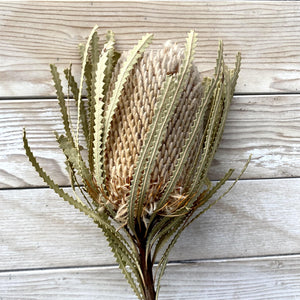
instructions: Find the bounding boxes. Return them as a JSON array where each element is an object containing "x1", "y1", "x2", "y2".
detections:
[{"x1": 0, "y1": 1, "x2": 300, "y2": 299}]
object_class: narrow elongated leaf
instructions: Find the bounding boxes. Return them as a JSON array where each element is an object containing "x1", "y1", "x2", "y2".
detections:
[
  {"x1": 64, "y1": 67, "x2": 89, "y2": 143},
  {"x1": 103, "y1": 30, "x2": 118, "y2": 97},
  {"x1": 24, "y1": 131, "x2": 134, "y2": 266},
  {"x1": 128, "y1": 31, "x2": 197, "y2": 232},
  {"x1": 156, "y1": 69, "x2": 222, "y2": 212},
  {"x1": 182, "y1": 77, "x2": 213, "y2": 190},
  {"x1": 191, "y1": 51, "x2": 241, "y2": 197},
  {"x1": 188, "y1": 44, "x2": 225, "y2": 194},
  {"x1": 76, "y1": 24, "x2": 99, "y2": 148},
  {"x1": 186, "y1": 155, "x2": 250, "y2": 228},
  {"x1": 127, "y1": 75, "x2": 176, "y2": 232},
  {"x1": 55, "y1": 133, "x2": 99, "y2": 201},
  {"x1": 149, "y1": 216, "x2": 184, "y2": 265},
  {"x1": 154, "y1": 220, "x2": 186, "y2": 299},
  {"x1": 138, "y1": 31, "x2": 197, "y2": 213},
  {"x1": 93, "y1": 35, "x2": 115, "y2": 188},
  {"x1": 87, "y1": 31, "x2": 101, "y2": 172},
  {"x1": 50, "y1": 64, "x2": 74, "y2": 145},
  {"x1": 104, "y1": 230, "x2": 145, "y2": 300},
  {"x1": 103, "y1": 33, "x2": 153, "y2": 147},
  {"x1": 23, "y1": 129, "x2": 98, "y2": 221}
]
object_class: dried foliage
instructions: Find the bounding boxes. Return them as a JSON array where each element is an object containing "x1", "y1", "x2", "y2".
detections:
[{"x1": 23, "y1": 25, "x2": 249, "y2": 299}]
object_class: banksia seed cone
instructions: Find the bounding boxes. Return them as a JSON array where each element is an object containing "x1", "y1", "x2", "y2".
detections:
[
  {"x1": 105, "y1": 41, "x2": 202, "y2": 223},
  {"x1": 23, "y1": 26, "x2": 248, "y2": 300}
]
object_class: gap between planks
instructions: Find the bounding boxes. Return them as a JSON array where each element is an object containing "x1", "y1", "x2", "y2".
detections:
[
  {"x1": 2, "y1": 94, "x2": 300, "y2": 189},
  {"x1": 1, "y1": 252, "x2": 299, "y2": 275},
  {"x1": 1, "y1": 254, "x2": 299, "y2": 299}
]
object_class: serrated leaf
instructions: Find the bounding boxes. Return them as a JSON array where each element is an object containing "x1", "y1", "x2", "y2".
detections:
[
  {"x1": 87, "y1": 31, "x2": 101, "y2": 172},
  {"x1": 190, "y1": 48, "x2": 241, "y2": 197},
  {"x1": 155, "y1": 67, "x2": 223, "y2": 213},
  {"x1": 103, "y1": 30, "x2": 118, "y2": 97},
  {"x1": 103, "y1": 227, "x2": 145, "y2": 300},
  {"x1": 76, "y1": 24, "x2": 99, "y2": 149},
  {"x1": 93, "y1": 35, "x2": 115, "y2": 188},
  {"x1": 183, "y1": 76, "x2": 213, "y2": 190},
  {"x1": 64, "y1": 66, "x2": 89, "y2": 143},
  {"x1": 103, "y1": 33, "x2": 153, "y2": 148},
  {"x1": 154, "y1": 220, "x2": 186, "y2": 299},
  {"x1": 138, "y1": 31, "x2": 197, "y2": 216},
  {"x1": 184, "y1": 156, "x2": 250, "y2": 231},
  {"x1": 188, "y1": 43, "x2": 225, "y2": 194},
  {"x1": 185, "y1": 168, "x2": 234, "y2": 228},
  {"x1": 128, "y1": 30, "x2": 197, "y2": 233},
  {"x1": 23, "y1": 129, "x2": 99, "y2": 221},
  {"x1": 50, "y1": 64, "x2": 74, "y2": 145},
  {"x1": 127, "y1": 75, "x2": 175, "y2": 232},
  {"x1": 148, "y1": 216, "x2": 184, "y2": 265},
  {"x1": 55, "y1": 133, "x2": 99, "y2": 201}
]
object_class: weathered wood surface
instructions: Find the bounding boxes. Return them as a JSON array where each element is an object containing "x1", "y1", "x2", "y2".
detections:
[
  {"x1": 1, "y1": 95, "x2": 300, "y2": 189},
  {"x1": 1, "y1": 178, "x2": 299, "y2": 271},
  {"x1": 1, "y1": 1, "x2": 300, "y2": 96},
  {"x1": 1, "y1": 255, "x2": 299, "y2": 299},
  {"x1": 1, "y1": 1, "x2": 300, "y2": 299}
]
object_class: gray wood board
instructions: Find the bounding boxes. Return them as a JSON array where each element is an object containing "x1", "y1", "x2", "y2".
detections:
[
  {"x1": 0, "y1": 255, "x2": 299, "y2": 299},
  {"x1": 1, "y1": 95, "x2": 300, "y2": 188},
  {"x1": 1, "y1": 178, "x2": 299, "y2": 271},
  {"x1": 1, "y1": 1, "x2": 300, "y2": 96}
]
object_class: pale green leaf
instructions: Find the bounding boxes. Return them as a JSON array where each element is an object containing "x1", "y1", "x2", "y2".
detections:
[
  {"x1": 55, "y1": 133, "x2": 99, "y2": 201},
  {"x1": 128, "y1": 30, "x2": 197, "y2": 232},
  {"x1": 76, "y1": 24, "x2": 99, "y2": 149},
  {"x1": 50, "y1": 64, "x2": 74, "y2": 145},
  {"x1": 64, "y1": 66, "x2": 89, "y2": 143},
  {"x1": 93, "y1": 35, "x2": 115, "y2": 188},
  {"x1": 103, "y1": 33, "x2": 153, "y2": 147}
]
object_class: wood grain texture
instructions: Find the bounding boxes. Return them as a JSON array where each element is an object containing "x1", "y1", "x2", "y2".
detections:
[
  {"x1": 1, "y1": 1, "x2": 300, "y2": 298},
  {"x1": 0, "y1": 255, "x2": 299, "y2": 299},
  {"x1": 1, "y1": 1, "x2": 300, "y2": 96},
  {"x1": 1, "y1": 178, "x2": 299, "y2": 271},
  {"x1": 1, "y1": 95, "x2": 300, "y2": 188}
]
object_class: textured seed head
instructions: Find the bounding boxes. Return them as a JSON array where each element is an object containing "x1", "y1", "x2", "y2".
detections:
[{"x1": 103, "y1": 41, "x2": 203, "y2": 223}]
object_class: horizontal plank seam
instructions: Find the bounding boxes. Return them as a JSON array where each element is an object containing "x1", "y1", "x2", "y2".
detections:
[
  {"x1": 1, "y1": 253, "x2": 300, "y2": 275},
  {"x1": 2, "y1": 177, "x2": 300, "y2": 192},
  {"x1": 1, "y1": 92, "x2": 300, "y2": 101}
]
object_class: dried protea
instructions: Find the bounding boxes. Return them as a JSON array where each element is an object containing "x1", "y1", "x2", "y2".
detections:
[{"x1": 23, "y1": 25, "x2": 249, "y2": 300}]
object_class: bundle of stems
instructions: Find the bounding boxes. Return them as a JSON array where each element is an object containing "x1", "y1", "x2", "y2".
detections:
[{"x1": 23, "y1": 25, "x2": 249, "y2": 299}]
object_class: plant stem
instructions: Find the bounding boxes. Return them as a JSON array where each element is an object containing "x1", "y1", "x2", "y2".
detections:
[{"x1": 138, "y1": 227, "x2": 156, "y2": 300}]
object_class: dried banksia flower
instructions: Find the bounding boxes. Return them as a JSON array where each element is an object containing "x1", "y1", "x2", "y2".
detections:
[{"x1": 23, "y1": 25, "x2": 249, "y2": 300}]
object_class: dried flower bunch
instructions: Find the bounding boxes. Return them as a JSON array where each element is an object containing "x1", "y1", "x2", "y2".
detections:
[{"x1": 23, "y1": 25, "x2": 248, "y2": 299}]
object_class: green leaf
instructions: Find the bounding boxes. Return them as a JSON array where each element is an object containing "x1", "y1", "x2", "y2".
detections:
[
  {"x1": 55, "y1": 133, "x2": 99, "y2": 201},
  {"x1": 127, "y1": 75, "x2": 176, "y2": 232},
  {"x1": 103, "y1": 30, "x2": 119, "y2": 97},
  {"x1": 93, "y1": 34, "x2": 115, "y2": 188},
  {"x1": 149, "y1": 216, "x2": 185, "y2": 265},
  {"x1": 128, "y1": 30, "x2": 197, "y2": 232},
  {"x1": 24, "y1": 129, "x2": 144, "y2": 298},
  {"x1": 156, "y1": 66, "x2": 222, "y2": 213},
  {"x1": 50, "y1": 64, "x2": 74, "y2": 145},
  {"x1": 23, "y1": 129, "x2": 97, "y2": 220},
  {"x1": 188, "y1": 42, "x2": 225, "y2": 194},
  {"x1": 76, "y1": 25, "x2": 99, "y2": 149},
  {"x1": 87, "y1": 31, "x2": 101, "y2": 171},
  {"x1": 186, "y1": 155, "x2": 251, "y2": 229},
  {"x1": 186, "y1": 168, "x2": 234, "y2": 227},
  {"x1": 103, "y1": 33, "x2": 153, "y2": 147},
  {"x1": 102, "y1": 224, "x2": 145, "y2": 300},
  {"x1": 64, "y1": 66, "x2": 89, "y2": 143},
  {"x1": 154, "y1": 220, "x2": 186, "y2": 299}
]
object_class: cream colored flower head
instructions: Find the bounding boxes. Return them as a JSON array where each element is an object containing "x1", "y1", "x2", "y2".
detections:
[{"x1": 105, "y1": 42, "x2": 203, "y2": 223}]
